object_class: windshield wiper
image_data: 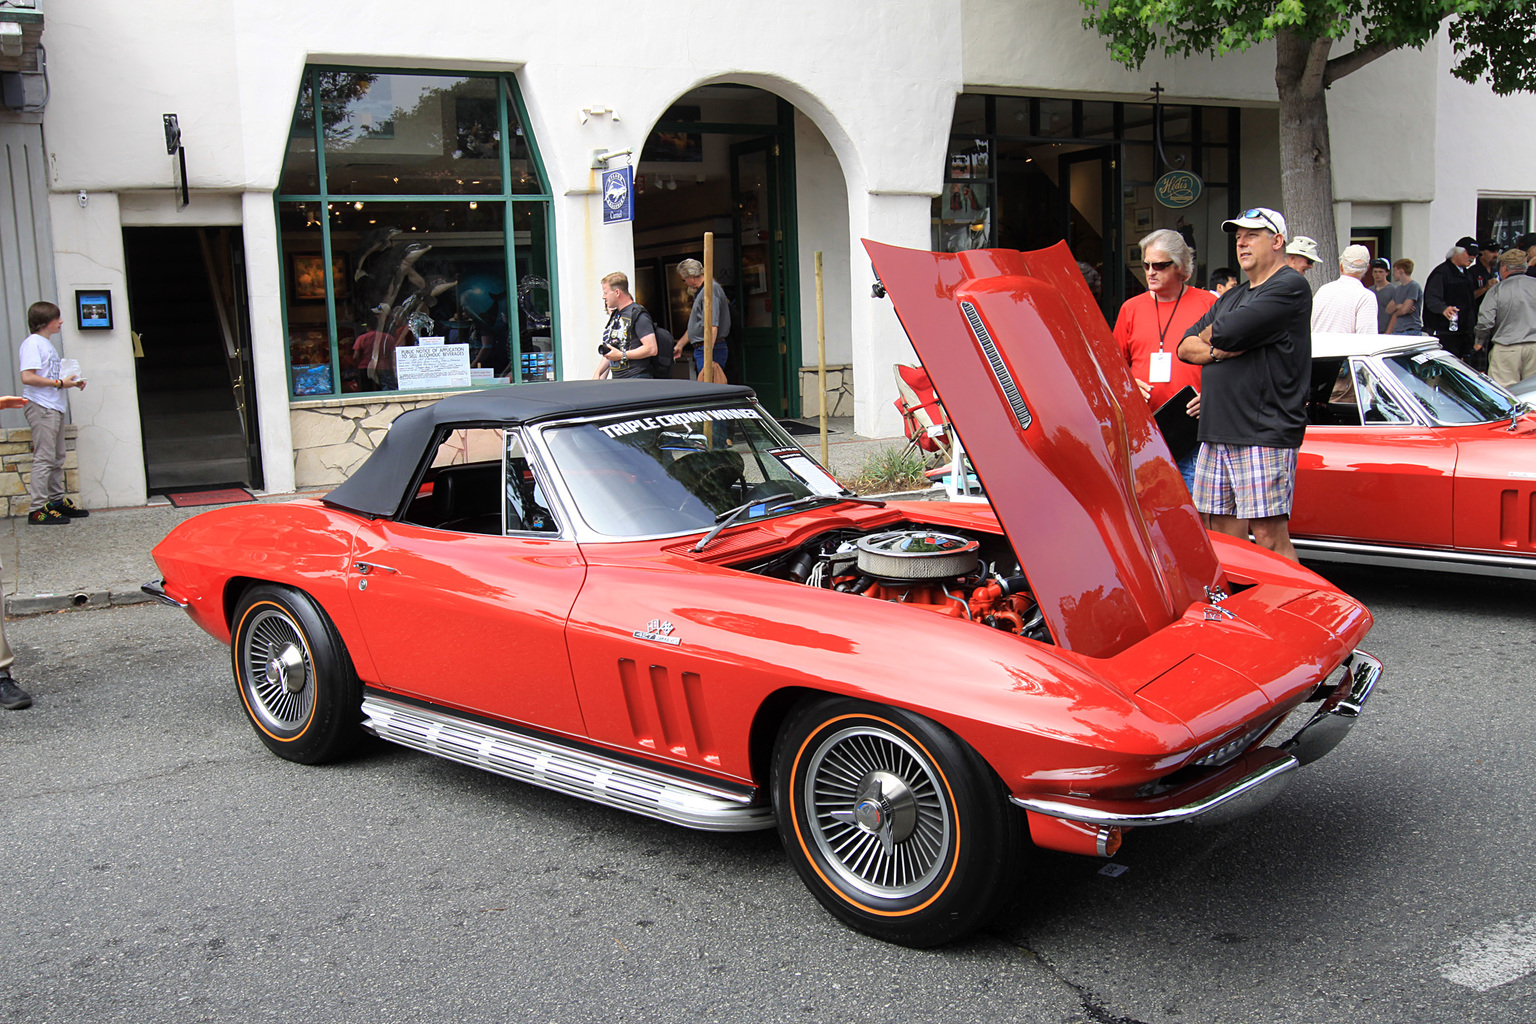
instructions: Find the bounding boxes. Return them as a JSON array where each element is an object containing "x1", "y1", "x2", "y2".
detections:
[{"x1": 692, "y1": 493, "x2": 885, "y2": 553}]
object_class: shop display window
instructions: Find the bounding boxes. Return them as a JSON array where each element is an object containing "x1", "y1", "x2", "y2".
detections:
[
  {"x1": 938, "y1": 94, "x2": 1239, "y2": 316},
  {"x1": 1477, "y1": 197, "x2": 1531, "y2": 251},
  {"x1": 277, "y1": 67, "x2": 557, "y2": 400}
]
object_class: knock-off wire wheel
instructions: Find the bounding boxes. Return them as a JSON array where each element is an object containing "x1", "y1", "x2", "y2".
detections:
[
  {"x1": 806, "y1": 726, "x2": 951, "y2": 898},
  {"x1": 774, "y1": 698, "x2": 1025, "y2": 947},
  {"x1": 240, "y1": 607, "x2": 316, "y2": 735},
  {"x1": 231, "y1": 584, "x2": 362, "y2": 765}
]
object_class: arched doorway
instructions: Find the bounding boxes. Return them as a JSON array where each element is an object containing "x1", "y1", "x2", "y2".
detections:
[{"x1": 632, "y1": 85, "x2": 802, "y2": 417}]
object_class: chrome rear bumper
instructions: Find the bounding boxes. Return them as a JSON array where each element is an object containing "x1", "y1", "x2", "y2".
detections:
[
  {"x1": 141, "y1": 579, "x2": 188, "y2": 608},
  {"x1": 1012, "y1": 649, "x2": 1382, "y2": 828}
]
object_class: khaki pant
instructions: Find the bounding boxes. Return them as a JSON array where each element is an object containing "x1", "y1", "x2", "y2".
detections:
[
  {"x1": 1488, "y1": 342, "x2": 1536, "y2": 388},
  {"x1": 23, "y1": 402, "x2": 65, "y2": 512}
]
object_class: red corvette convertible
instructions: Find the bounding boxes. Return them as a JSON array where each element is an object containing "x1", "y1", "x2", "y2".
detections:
[
  {"x1": 1295, "y1": 333, "x2": 1536, "y2": 579},
  {"x1": 147, "y1": 241, "x2": 1378, "y2": 946}
]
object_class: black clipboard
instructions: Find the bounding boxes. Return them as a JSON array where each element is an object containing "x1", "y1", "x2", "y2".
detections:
[{"x1": 1152, "y1": 385, "x2": 1199, "y2": 461}]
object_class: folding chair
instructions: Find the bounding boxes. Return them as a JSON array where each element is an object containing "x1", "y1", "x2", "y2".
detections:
[{"x1": 892, "y1": 364, "x2": 955, "y2": 464}]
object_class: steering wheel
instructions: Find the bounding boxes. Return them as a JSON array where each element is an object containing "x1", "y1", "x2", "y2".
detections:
[{"x1": 694, "y1": 463, "x2": 744, "y2": 500}]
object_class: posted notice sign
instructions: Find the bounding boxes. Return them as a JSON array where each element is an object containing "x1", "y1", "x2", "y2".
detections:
[{"x1": 396, "y1": 343, "x2": 472, "y2": 390}]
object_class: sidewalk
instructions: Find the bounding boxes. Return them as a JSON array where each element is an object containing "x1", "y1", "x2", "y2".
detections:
[{"x1": 0, "y1": 416, "x2": 920, "y2": 618}]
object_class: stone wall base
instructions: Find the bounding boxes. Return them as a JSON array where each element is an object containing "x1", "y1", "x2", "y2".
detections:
[
  {"x1": 1, "y1": 425, "x2": 81, "y2": 518},
  {"x1": 290, "y1": 392, "x2": 458, "y2": 491},
  {"x1": 797, "y1": 364, "x2": 853, "y2": 420}
]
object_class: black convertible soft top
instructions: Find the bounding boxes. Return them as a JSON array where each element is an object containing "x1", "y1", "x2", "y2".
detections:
[{"x1": 325, "y1": 379, "x2": 755, "y2": 518}]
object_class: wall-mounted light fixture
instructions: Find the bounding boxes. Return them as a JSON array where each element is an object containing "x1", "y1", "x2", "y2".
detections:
[{"x1": 580, "y1": 105, "x2": 619, "y2": 125}]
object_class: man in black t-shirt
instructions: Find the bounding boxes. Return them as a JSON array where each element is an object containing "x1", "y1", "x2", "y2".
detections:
[
  {"x1": 592, "y1": 271, "x2": 657, "y2": 379},
  {"x1": 1178, "y1": 207, "x2": 1312, "y2": 562}
]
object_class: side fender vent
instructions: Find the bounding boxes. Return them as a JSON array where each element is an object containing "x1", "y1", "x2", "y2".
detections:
[{"x1": 960, "y1": 300, "x2": 1032, "y2": 431}]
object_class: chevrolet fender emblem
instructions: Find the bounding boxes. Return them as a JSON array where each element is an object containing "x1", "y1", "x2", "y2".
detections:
[{"x1": 634, "y1": 619, "x2": 683, "y2": 645}]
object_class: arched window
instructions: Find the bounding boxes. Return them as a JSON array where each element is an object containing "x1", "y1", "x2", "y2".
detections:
[{"x1": 277, "y1": 68, "x2": 557, "y2": 398}]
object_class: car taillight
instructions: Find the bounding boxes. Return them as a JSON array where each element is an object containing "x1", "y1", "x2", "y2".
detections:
[{"x1": 1192, "y1": 719, "x2": 1274, "y2": 768}]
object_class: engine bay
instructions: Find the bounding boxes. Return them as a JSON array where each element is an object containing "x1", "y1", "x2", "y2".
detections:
[{"x1": 737, "y1": 524, "x2": 1052, "y2": 643}]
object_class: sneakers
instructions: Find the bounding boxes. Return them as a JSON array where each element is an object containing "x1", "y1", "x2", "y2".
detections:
[
  {"x1": 47, "y1": 498, "x2": 89, "y2": 519},
  {"x1": 0, "y1": 676, "x2": 31, "y2": 710},
  {"x1": 27, "y1": 506, "x2": 69, "y2": 525}
]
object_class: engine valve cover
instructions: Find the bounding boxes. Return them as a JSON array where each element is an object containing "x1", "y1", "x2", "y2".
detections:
[{"x1": 855, "y1": 531, "x2": 981, "y2": 582}]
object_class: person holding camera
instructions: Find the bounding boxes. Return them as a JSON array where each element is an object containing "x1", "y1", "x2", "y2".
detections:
[{"x1": 591, "y1": 272, "x2": 658, "y2": 380}]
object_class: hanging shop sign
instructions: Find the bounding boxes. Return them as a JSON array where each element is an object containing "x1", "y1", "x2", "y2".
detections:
[
  {"x1": 1155, "y1": 170, "x2": 1203, "y2": 209},
  {"x1": 603, "y1": 166, "x2": 633, "y2": 224}
]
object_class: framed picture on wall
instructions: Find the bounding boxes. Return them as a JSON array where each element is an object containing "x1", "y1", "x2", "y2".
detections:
[
  {"x1": 289, "y1": 252, "x2": 351, "y2": 302},
  {"x1": 744, "y1": 262, "x2": 768, "y2": 295},
  {"x1": 75, "y1": 289, "x2": 113, "y2": 331},
  {"x1": 631, "y1": 261, "x2": 661, "y2": 319},
  {"x1": 1134, "y1": 207, "x2": 1153, "y2": 231},
  {"x1": 641, "y1": 105, "x2": 704, "y2": 163},
  {"x1": 664, "y1": 260, "x2": 697, "y2": 337}
]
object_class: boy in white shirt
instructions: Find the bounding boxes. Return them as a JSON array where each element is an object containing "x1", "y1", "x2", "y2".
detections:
[{"x1": 17, "y1": 301, "x2": 88, "y2": 525}]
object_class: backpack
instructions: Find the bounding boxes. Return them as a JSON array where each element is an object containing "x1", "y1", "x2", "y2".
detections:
[{"x1": 651, "y1": 325, "x2": 675, "y2": 378}]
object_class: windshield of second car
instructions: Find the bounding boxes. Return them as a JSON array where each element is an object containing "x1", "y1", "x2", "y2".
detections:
[
  {"x1": 541, "y1": 404, "x2": 846, "y2": 536},
  {"x1": 1378, "y1": 351, "x2": 1522, "y2": 424}
]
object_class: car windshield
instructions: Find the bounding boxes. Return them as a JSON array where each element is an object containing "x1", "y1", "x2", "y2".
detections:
[
  {"x1": 540, "y1": 403, "x2": 847, "y2": 537},
  {"x1": 1378, "y1": 351, "x2": 1522, "y2": 424}
]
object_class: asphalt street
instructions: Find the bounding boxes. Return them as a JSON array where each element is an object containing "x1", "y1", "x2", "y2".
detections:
[{"x1": 2, "y1": 562, "x2": 1533, "y2": 1024}]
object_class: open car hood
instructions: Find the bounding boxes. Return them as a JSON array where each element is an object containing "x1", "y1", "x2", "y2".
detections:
[{"x1": 865, "y1": 240, "x2": 1224, "y2": 659}]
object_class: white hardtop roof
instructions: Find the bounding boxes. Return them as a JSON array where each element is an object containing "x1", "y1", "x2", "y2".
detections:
[{"x1": 1310, "y1": 332, "x2": 1442, "y2": 360}]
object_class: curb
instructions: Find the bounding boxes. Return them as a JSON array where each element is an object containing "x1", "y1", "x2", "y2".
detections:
[{"x1": 5, "y1": 587, "x2": 156, "y2": 618}]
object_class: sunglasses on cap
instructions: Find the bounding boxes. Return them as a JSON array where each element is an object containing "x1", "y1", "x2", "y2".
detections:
[{"x1": 1238, "y1": 208, "x2": 1282, "y2": 234}]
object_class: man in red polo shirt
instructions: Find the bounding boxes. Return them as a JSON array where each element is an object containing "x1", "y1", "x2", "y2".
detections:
[{"x1": 1112, "y1": 227, "x2": 1215, "y2": 491}]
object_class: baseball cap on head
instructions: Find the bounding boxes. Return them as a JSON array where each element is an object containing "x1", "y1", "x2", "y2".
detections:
[
  {"x1": 1454, "y1": 236, "x2": 1479, "y2": 253},
  {"x1": 1223, "y1": 207, "x2": 1287, "y2": 238},
  {"x1": 1339, "y1": 244, "x2": 1371, "y2": 272},
  {"x1": 1370, "y1": 257, "x2": 1391, "y2": 271},
  {"x1": 1284, "y1": 236, "x2": 1321, "y2": 264},
  {"x1": 1479, "y1": 239, "x2": 1501, "y2": 253}
]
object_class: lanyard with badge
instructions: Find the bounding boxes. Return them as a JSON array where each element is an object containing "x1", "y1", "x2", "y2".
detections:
[{"x1": 1148, "y1": 285, "x2": 1185, "y2": 384}]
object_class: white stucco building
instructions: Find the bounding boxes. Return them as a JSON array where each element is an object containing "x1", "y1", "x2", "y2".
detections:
[{"x1": 1, "y1": 0, "x2": 1531, "y2": 510}]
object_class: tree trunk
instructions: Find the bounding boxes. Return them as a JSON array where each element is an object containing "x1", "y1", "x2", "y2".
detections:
[{"x1": 1275, "y1": 30, "x2": 1337, "y2": 288}]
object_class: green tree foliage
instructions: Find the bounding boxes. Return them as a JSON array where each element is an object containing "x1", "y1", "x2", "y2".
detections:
[
  {"x1": 1079, "y1": 1, "x2": 1536, "y2": 274},
  {"x1": 1080, "y1": 1, "x2": 1536, "y2": 94}
]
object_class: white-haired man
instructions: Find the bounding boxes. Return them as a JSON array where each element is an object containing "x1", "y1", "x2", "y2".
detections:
[
  {"x1": 1310, "y1": 244, "x2": 1378, "y2": 334},
  {"x1": 1177, "y1": 207, "x2": 1312, "y2": 562},
  {"x1": 1424, "y1": 240, "x2": 1476, "y2": 360},
  {"x1": 1112, "y1": 228, "x2": 1214, "y2": 490}
]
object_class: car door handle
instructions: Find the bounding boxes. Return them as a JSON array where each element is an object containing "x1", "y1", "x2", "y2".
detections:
[{"x1": 354, "y1": 561, "x2": 399, "y2": 575}]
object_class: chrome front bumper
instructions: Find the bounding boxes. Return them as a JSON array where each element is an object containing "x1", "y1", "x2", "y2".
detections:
[{"x1": 1012, "y1": 649, "x2": 1382, "y2": 828}]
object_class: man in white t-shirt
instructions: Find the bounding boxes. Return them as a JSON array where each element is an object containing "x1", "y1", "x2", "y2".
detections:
[
  {"x1": 17, "y1": 300, "x2": 88, "y2": 525},
  {"x1": 1310, "y1": 244, "x2": 1378, "y2": 334}
]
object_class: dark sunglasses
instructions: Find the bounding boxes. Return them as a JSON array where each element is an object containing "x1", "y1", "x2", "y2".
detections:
[
  {"x1": 1140, "y1": 259, "x2": 1176, "y2": 272},
  {"x1": 1239, "y1": 208, "x2": 1281, "y2": 234}
]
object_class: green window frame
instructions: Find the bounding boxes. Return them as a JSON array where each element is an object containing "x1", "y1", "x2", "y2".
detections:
[{"x1": 276, "y1": 66, "x2": 560, "y2": 400}]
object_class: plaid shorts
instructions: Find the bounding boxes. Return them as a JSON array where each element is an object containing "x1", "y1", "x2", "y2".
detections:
[{"x1": 1192, "y1": 443, "x2": 1298, "y2": 519}]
